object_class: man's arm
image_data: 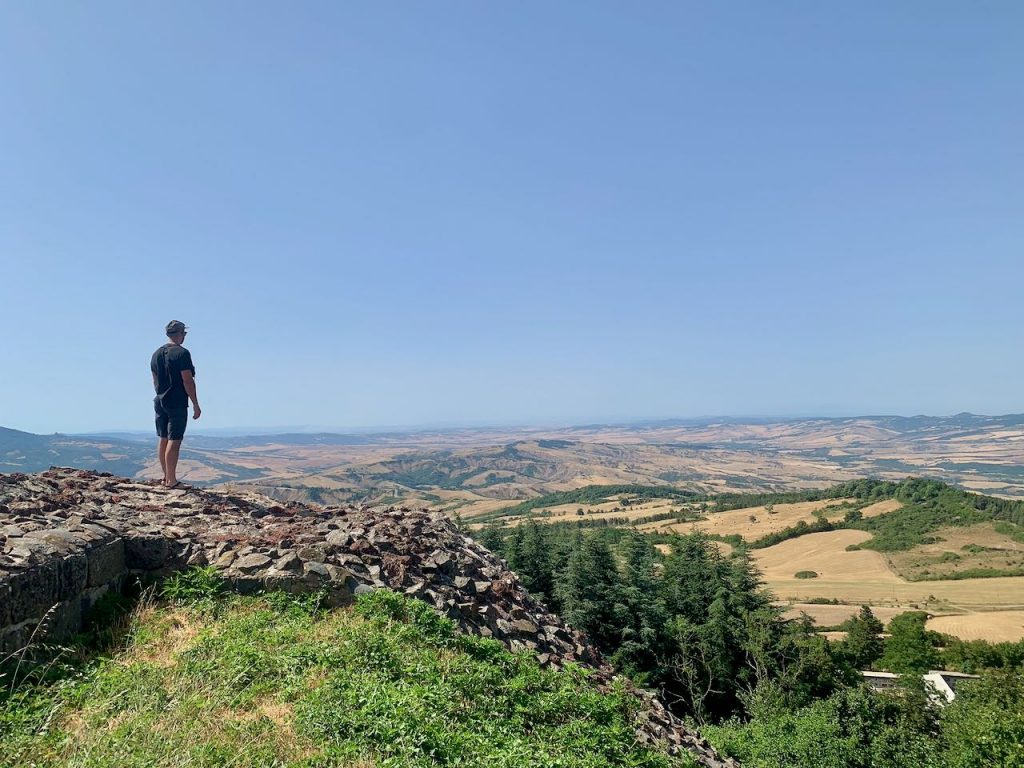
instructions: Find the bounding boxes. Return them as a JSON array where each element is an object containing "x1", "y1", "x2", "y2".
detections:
[{"x1": 181, "y1": 370, "x2": 202, "y2": 420}]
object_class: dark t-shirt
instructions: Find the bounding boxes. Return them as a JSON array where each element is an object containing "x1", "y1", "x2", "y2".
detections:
[{"x1": 151, "y1": 344, "x2": 196, "y2": 410}]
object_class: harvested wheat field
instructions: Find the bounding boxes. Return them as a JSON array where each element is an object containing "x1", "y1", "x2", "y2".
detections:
[
  {"x1": 758, "y1": 530, "x2": 1024, "y2": 611},
  {"x1": 498, "y1": 500, "x2": 685, "y2": 528},
  {"x1": 687, "y1": 498, "x2": 857, "y2": 541},
  {"x1": 754, "y1": 530, "x2": 894, "y2": 582},
  {"x1": 767, "y1": 574, "x2": 1024, "y2": 611},
  {"x1": 927, "y1": 611, "x2": 1024, "y2": 643},
  {"x1": 655, "y1": 539, "x2": 733, "y2": 557},
  {"x1": 781, "y1": 603, "x2": 908, "y2": 628},
  {"x1": 859, "y1": 499, "x2": 902, "y2": 518},
  {"x1": 782, "y1": 602, "x2": 1024, "y2": 642},
  {"x1": 523, "y1": 498, "x2": 678, "y2": 526}
]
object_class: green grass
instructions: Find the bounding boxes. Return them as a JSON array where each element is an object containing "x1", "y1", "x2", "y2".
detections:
[{"x1": 0, "y1": 581, "x2": 692, "y2": 768}]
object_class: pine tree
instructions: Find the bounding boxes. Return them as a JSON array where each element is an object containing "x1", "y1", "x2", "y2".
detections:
[
  {"x1": 476, "y1": 523, "x2": 505, "y2": 553},
  {"x1": 843, "y1": 605, "x2": 885, "y2": 670},
  {"x1": 505, "y1": 524, "x2": 526, "y2": 573},
  {"x1": 611, "y1": 532, "x2": 669, "y2": 681},
  {"x1": 661, "y1": 531, "x2": 721, "y2": 622},
  {"x1": 518, "y1": 520, "x2": 554, "y2": 601},
  {"x1": 555, "y1": 534, "x2": 625, "y2": 651}
]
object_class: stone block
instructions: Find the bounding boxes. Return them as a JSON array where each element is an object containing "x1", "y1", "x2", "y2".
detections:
[
  {"x1": 324, "y1": 565, "x2": 360, "y2": 594},
  {"x1": 39, "y1": 596, "x2": 84, "y2": 641},
  {"x1": 271, "y1": 552, "x2": 303, "y2": 574},
  {"x1": 326, "y1": 588, "x2": 352, "y2": 608},
  {"x1": 214, "y1": 550, "x2": 237, "y2": 568},
  {"x1": 57, "y1": 553, "x2": 88, "y2": 601},
  {"x1": 302, "y1": 561, "x2": 330, "y2": 583},
  {"x1": 8, "y1": 561, "x2": 59, "y2": 625},
  {"x1": 233, "y1": 553, "x2": 271, "y2": 572},
  {"x1": 185, "y1": 545, "x2": 208, "y2": 567},
  {"x1": 324, "y1": 530, "x2": 351, "y2": 550},
  {"x1": 124, "y1": 534, "x2": 168, "y2": 570},
  {"x1": 297, "y1": 545, "x2": 327, "y2": 563},
  {"x1": 21, "y1": 528, "x2": 86, "y2": 556},
  {"x1": 228, "y1": 576, "x2": 263, "y2": 595}
]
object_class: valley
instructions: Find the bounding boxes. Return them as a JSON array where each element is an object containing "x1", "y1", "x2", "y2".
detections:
[{"x1": 4, "y1": 414, "x2": 1024, "y2": 643}]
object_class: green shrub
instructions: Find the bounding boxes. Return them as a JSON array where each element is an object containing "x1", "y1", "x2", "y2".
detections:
[{"x1": 160, "y1": 566, "x2": 227, "y2": 603}]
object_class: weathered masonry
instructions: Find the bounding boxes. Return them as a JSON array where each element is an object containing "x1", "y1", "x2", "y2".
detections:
[{"x1": 0, "y1": 467, "x2": 736, "y2": 768}]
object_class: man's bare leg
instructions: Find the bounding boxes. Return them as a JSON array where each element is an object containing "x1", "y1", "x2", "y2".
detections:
[
  {"x1": 157, "y1": 438, "x2": 169, "y2": 484},
  {"x1": 164, "y1": 440, "x2": 183, "y2": 486}
]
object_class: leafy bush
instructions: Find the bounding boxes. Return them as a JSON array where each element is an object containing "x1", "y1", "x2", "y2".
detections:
[
  {"x1": 160, "y1": 566, "x2": 228, "y2": 603},
  {"x1": 704, "y1": 685, "x2": 939, "y2": 768},
  {"x1": 794, "y1": 571, "x2": 818, "y2": 579}
]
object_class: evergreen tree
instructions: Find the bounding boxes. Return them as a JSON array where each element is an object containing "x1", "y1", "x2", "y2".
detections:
[
  {"x1": 555, "y1": 534, "x2": 626, "y2": 651},
  {"x1": 505, "y1": 524, "x2": 526, "y2": 574},
  {"x1": 610, "y1": 532, "x2": 669, "y2": 681},
  {"x1": 660, "y1": 533, "x2": 756, "y2": 720},
  {"x1": 476, "y1": 523, "x2": 505, "y2": 553},
  {"x1": 518, "y1": 520, "x2": 555, "y2": 601},
  {"x1": 843, "y1": 605, "x2": 885, "y2": 670},
  {"x1": 661, "y1": 531, "x2": 721, "y2": 622}
]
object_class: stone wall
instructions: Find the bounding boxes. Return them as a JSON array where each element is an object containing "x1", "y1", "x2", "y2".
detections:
[{"x1": 0, "y1": 468, "x2": 736, "y2": 767}]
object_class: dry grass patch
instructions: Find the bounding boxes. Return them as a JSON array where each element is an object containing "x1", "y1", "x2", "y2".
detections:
[
  {"x1": 754, "y1": 530, "x2": 895, "y2": 583},
  {"x1": 755, "y1": 529, "x2": 1024, "y2": 626},
  {"x1": 123, "y1": 606, "x2": 205, "y2": 667},
  {"x1": 859, "y1": 499, "x2": 902, "y2": 519},
  {"x1": 517, "y1": 499, "x2": 682, "y2": 526},
  {"x1": 690, "y1": 498, "x2": 856, "y2": 541},
  {"x1": 927, "y1": 610, "x2": 1024, "y2": 643},
  {"x1": 654, "y1": 540, "x2": 732, "y2": 557},
  {"x1": 765, "y1": 574, "x2": 1024, "y2": 612},
  {"x1": 885, "y1": 523, "x2": 1024, "y2": 581}
]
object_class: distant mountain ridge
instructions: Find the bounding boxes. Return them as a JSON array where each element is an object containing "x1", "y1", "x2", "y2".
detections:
[
  {"x1": 0, "y1": 426, "x2": 152, "y2": 477},
  {"x1": 4, "y1": 413, "x2": 1024, "y2": 503}
]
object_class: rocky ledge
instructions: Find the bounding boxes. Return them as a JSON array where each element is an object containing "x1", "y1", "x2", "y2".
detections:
[{"x1": 0, "y1": 467, "x2": 735, "y2": 767}]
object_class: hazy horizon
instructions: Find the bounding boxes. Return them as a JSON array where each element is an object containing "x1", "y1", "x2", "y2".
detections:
[
  {"x1": 4, "y1": 4, "x2": 1022, "y2": 434},
  {"x1": 5, "y1": 408, "x2": 1022, "y2": 439}
]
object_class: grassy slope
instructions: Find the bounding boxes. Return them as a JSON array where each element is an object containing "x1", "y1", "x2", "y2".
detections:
[{"x1": 1, "y1": 585, "x2": 693, "y2": 768}]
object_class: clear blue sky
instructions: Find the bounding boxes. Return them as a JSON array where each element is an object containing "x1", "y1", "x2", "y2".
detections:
[{"x1": 2, "y1": 3, "x2": 1022, "y2": 434}]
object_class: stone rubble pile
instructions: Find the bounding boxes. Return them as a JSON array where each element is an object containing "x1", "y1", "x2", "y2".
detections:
[{"x1": 0, "y1": 467, "x2": 735, "y2": 767}]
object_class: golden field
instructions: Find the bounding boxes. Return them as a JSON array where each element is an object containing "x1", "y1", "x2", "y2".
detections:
[{"x1": 756, "y1": 530, "x2": 1024, "y2": 642}]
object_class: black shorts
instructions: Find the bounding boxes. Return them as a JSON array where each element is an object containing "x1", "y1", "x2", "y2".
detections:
[{"x1": 154, "y1": 398, "x2": 189, "y2": 441}]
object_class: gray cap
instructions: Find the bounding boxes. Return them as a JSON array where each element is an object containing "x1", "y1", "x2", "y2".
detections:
[{"x1": 165, "y1": 320, "x2": 188, "y2": 335}]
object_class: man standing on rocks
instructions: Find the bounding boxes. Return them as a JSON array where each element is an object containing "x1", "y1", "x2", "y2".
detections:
[{"x1": 151, "y1": 320, "x2": 201, "y2": 488}]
